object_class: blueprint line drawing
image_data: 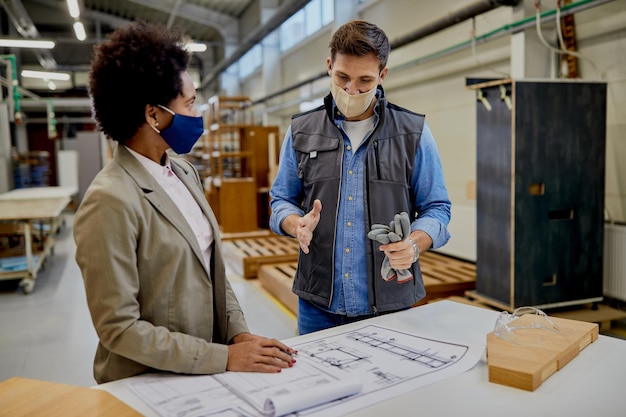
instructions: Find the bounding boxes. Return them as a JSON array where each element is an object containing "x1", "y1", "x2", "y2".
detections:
[
  {"x1": 303, "y1": 327, "x2": 463, "y2": 372},
  {"x1": 125, "y1": 323, "x2": 483, "y2": 417},
  {"x1": 283, "y1": 324, "x2": 471, "y2": 416}
]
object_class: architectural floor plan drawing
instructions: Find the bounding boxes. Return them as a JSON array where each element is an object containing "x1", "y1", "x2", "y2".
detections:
[
  {"x1": 303, "y1": 326, "x2": 465, "y2": 372},
  {"x1": 126, "y1": 324, "x2": 484, "y2": 417}
]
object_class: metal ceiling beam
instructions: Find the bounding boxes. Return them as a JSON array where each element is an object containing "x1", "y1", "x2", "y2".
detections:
[
  {"x1": 83, "y1": 8, "x2": 132, "y2": 30},
  {"x1": 166, "y1": 0, "x2": 184, "y2": 28},
  {"x1": 26, "y1": 0, "x2": 132, "y2": 29},
  {"x1": 0, "y1": 0, "x2": 57, "y2": 69},
  {"x1": 124, "y1": 0, "x2": 238, "y2": 39}
]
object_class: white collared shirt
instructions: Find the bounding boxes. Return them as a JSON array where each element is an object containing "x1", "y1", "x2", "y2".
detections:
[{"x1": 126, "y1": 147, "x2": 213, "y2": 273}]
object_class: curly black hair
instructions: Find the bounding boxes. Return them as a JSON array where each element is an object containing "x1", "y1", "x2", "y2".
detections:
[{"x1": 89, "y1": 21, "x2": 191, "y2": 143}]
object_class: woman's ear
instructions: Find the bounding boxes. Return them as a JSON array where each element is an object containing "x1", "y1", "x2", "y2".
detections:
[{"x1": 145, "y1": 104, "x2": 159, "y2": 130}]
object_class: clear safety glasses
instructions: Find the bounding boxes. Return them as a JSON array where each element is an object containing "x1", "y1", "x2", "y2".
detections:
[{"x1": 494, "y1": 306, "x2": 563, "y2": 346}]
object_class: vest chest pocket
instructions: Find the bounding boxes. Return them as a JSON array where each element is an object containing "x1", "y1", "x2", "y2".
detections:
[
  {"x1": 293, "y1": 134, "x2": 341, "y2": 184},
  {"x1": 370, "y1": 135, "x2": 418, "y2": 184}
]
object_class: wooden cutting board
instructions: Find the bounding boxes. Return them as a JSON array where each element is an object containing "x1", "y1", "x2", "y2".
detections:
[{"x1": 486, "y1": 314, "x2": 598, "y2": 391}]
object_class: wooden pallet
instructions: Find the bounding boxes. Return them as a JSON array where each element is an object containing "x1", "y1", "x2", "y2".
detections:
[
  {"x1": 258, "y1": 262, "x2": 299, "y2": 314},
  {"x1": 257, "y1": 251, "x2": 477, "y2": 314},
  {"x1": 220, "y1": 229, "x2": 273, "y2": 241},
  {"x1": 464, "y1": 291, "x2": 626, "y2": 333},
  {"x1": 414, "y1": 251, "x2": 476, "y2": 305},
  {"x1": 222, "y1": 236, "x2": 299, "y2": 279}
]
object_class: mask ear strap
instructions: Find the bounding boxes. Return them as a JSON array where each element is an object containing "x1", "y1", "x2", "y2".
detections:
[{"x1": 158, "y1": 104, "x2": 175, "y2": 115}]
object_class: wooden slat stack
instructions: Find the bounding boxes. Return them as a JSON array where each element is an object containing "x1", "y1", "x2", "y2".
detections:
[
  {"x1": 257, "y1": 251, "x2": 477, "y2": 314},
  {"x1": 222, "y1": 236, "x2": 299, "y2": 279},
  {"x1": 415, "y1": 251, "x2": 476, "y2": 305}
]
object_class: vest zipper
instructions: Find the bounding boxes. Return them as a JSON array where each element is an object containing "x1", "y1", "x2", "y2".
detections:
[
  {"x1": 328, "y1": 132, "x2": 344, "y2": 308},
  {"x1": 373, "y1": 140, "x2": 381, "y2": 180}
]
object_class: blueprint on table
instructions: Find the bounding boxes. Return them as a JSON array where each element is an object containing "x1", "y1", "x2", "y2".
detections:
[{"x1": 126, "y1": 324, "x2": 484, "y2": 417}]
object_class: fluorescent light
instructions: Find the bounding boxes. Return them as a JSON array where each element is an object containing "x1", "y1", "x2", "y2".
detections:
[
  {"x1": 21, "y1": 70, "x2": 71, "y2": 81},
  {"x1": 73, "y1": 21, "x2": 86, "y2": 41},
  {"x1": 185, "y1": 42, "x2": 207, "y2": 53},
  {"x1": 0, "y1": 39, "x2": 55, "y2": 49},
  {"x1": 66, "y1": 0, "x2": 80, "y2": 18}
]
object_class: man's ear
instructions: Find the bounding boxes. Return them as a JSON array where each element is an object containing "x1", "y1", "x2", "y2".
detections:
[
  {"x1": 326, "y1": 57, "x2": 332, "y2": 76},
  {"x1": 379, "y1": 66, "x2": 389, "y2": 83}
]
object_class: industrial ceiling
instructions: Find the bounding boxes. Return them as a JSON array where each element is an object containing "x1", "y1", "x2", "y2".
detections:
[{"x1": 1, "y1": 0, "x2": 256, "y2": 92}]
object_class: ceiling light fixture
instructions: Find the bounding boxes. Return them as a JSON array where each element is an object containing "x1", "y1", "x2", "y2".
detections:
[
  {"x1": 185, "y1": 42, "x2": 207, "y2": 53},
  {"x1": 73, "y1": 21, "x2": 86, "y2": 41},
  {"x1": 0, "y1": 39, "x2": 55, "y2": 49},
  {"x1": 66, "y1": 0, "x2": 80, "y2": 18},
  {"x1": 21, "y1": 70, "x2": 71, "y2": 81}
]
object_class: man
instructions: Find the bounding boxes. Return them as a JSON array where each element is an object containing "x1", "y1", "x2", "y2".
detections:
[{"x1": 270, "y1": 20, "x2": 451, "y2": 334}]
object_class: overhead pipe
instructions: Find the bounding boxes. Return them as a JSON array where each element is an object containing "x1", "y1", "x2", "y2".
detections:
[
  {"x1": 0, "y1": 54, "x2": 21, "y2": 122},
  {"x1": 198, "y1": 0, "x2": 313, "y2": 89},
  {"x1": 390, "y1": 0, "x2": 614, "y2": 77},
  {"x1": 391, "y1": 0, "x2": 519, "y2": 49},
  {"x1": 251, "y1": 0, "x2": 519, "y2": 106}
]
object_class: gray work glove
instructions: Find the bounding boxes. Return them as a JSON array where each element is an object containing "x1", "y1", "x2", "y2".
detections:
[{"x1": 367, "y1": 212, "x2": 414, "y2": 284}]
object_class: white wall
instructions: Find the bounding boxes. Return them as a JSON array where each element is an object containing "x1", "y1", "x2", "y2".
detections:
[{"x1": 235, "y1": 0, "x2": 626, "y2": 261}]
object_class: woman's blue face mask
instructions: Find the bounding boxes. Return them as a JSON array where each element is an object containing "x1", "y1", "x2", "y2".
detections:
[{"x1": 153, "y1": 104, "x2": 204, "y2": 154}]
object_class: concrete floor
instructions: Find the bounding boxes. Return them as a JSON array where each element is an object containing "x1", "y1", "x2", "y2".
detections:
[{"x1": 0, "y1": 214, "x2": 297, "y2": 387}]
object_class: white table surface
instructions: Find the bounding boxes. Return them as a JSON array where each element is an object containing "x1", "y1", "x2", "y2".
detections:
[
  {"x1": 96, "y1": 301, "x2": 626, "y2": 417},
  {"x1": 0, "y1": 186, "x2": 78, "y2": 200}
]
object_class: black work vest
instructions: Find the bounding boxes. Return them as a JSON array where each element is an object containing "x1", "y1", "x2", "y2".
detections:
[{"x1": 289, "y1": 90, "x2": 428, "y2": 313}]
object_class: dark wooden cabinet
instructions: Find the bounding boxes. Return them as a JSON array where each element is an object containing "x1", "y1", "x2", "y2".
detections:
[{"x1": 471, "y1": 79, "x2": 606, "y2": 309}]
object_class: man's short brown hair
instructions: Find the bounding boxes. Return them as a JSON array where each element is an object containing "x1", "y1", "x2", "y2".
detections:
[{"x1": 329, "y1": 20, "x2": 390, "y2": 71}]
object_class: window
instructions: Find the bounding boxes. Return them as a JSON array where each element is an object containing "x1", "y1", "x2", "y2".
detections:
[
  {"x1": 322, "y1": 0, "x2": 333, "y2": 26},
  {"x1": 238, "y1": 44, "x2": 262, "y2": 79},
  {"x1": 280, "y1": 10, "x2": 305, "y2": 52},
  {"x1": 228, "y1": 0, "x2": 335, "y2": 87},
  {"x1": 305, "y1": 1, "x2": 321, "y2": 36},
  {"x1": 279, "y1": 0, "x2": 334, "y2": 52}
]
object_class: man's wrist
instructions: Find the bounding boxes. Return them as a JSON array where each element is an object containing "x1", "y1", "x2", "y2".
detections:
[{"x1": 408, "y1": 237, "x2": 419, "y2": 263}]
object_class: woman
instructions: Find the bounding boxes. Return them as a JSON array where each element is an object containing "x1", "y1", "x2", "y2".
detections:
[{"x1": 74, "y1": 21, "x2": 295, "y2": 384}]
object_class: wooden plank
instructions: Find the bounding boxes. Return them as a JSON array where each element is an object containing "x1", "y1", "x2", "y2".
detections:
[
  {"x1": 258, "y1": 262, "x2": 299, "y2": 314},
  {"x1": 223, "y1": 236, "x2": 299, "y2": 278},
  {"x1": 487, "y1": 315, "x2": 598, "y2": 391},
  {"x1": 434, "y1": 295, "x2": 497, "y2": 310},
  {"x1": 220, "y1": 229, "x2": 273, "y2": 241},
  {"x1": 550, "y1": 304, "x2": 626, "y2": 332},
  {"x1": 0, "y1": 377, "x2": 141, "y2": 417},
  {"x1": 416, "y1": 251, "x2": 476, "y2": 304}
]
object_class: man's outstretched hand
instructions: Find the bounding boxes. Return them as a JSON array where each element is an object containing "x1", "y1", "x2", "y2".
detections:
[{"x1": 297, "y1": 199, "x2": 322, "y2": 254}]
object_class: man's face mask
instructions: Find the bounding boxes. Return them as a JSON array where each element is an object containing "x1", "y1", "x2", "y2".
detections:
[
  {"x1": 152, "y1": 104, "x2": 204, "y2": 154},
  {"x1": 329, "y1": 79, "x2": 378, "y2": 119}
]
